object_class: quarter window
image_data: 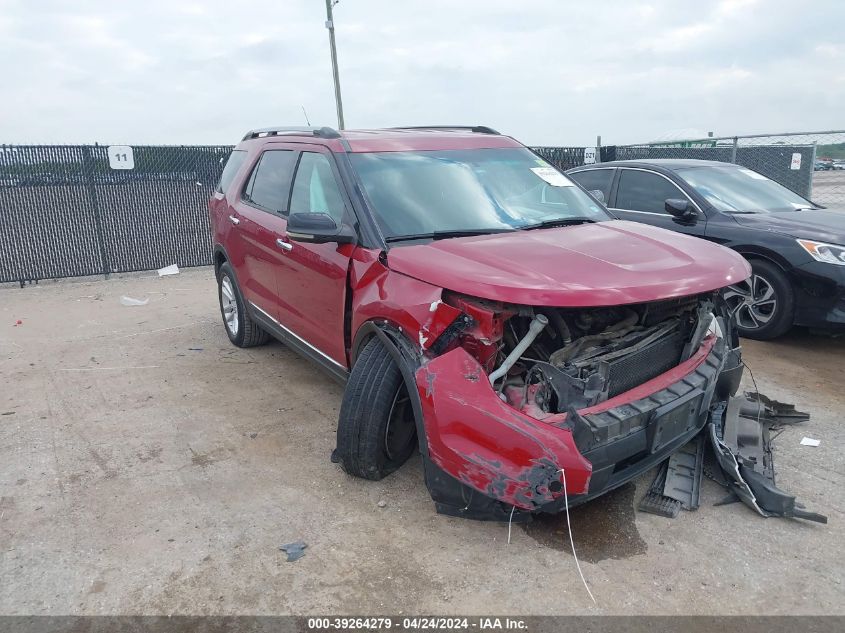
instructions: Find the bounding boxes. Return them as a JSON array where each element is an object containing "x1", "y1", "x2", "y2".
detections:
[
  {"x1": 290, "y1": 152, "x2": 346, "y2": 223},
  {"x1": 616, "y1": 169, "x2": 687, "y2": 214},
  {"x1": 217, "y1": 150, "x2": 247, "y2": 194},
  {"x1": 243, "y1": 150, "x2": 296, "y2": 213}
]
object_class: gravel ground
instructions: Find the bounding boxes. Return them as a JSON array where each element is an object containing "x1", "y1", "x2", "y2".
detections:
[{"x1": 1, "y1": 267, "x2": 842, "y2": 615}]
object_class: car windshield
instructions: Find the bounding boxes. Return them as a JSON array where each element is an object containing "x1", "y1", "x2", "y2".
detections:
[
  {"x1": 675, "y1": 166, "x2": 817, "y2": 213},
  {"x1": 348, "y1": 148, "x2": 611, "y2": 239}
]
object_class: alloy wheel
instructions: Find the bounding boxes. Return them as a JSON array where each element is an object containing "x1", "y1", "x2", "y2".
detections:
[
  {"x1": 220, "y1": 275, "x2": 239, "y2": 335},
  {"x1": 724, "y1": 273, "x2": 778, "y2": 330}
]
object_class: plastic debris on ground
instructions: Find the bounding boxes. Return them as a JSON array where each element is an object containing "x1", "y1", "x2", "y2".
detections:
[
  {"x1": 279, "y1": 541, "x2": 307, "y2": 562},
  {"x1": 638, "y1": 462, "x2": 681, "y2": 518},
  {"x1": 119, "y1": 296, "x2": 149, "y2": 307},
  {"x1": 663, "y1": 435, "x2": 704, "y2": 509},
  {"x1": 640, "y1": 391, "x2": 827, "y2": 524},
  {"x1": 639, "y1": 435, "x2": 705, "y2": 518},
  {"x1": 740, "y1": 391, "x2": 810, "y2": 426},
  {"x1": 157, "y1": 263, "x2": 180, "y2": 277}
]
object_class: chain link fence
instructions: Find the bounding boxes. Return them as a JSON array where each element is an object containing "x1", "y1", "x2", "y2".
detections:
[
  {"x1": 2, "y1": 132, "x2": 844, "y2": 284},
  {"x1": 535, "y1": 132, "x2": 845, "y2": 206},
  {"x1": 599, "y1": 130, "x2": 845, "y2": 206},
  {"x1": 0, "y1": 144, "x2": 232, "y2": 284},
  {"x1": 530, "y1": 146, "x2": 589, "y2": 171}
]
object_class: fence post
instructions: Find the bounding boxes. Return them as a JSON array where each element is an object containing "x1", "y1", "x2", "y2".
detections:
[
  {"x1": 809, "y1": 141, "x2": 817, "y2": 200},
  {"x1": 81, "y1": 145, "x2": 110, "y2": 278},
  {"x1": 730, "y1": 137, "x2": 738, "y2": 164}
]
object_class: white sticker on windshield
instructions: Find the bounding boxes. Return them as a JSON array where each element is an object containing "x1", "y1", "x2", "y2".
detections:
[
  {"x1": 739, "y1": 168, "x2": 768, "y2": 180},
  {"x1": 530, "y1": 167, "x2": 575, "y2": 187}
]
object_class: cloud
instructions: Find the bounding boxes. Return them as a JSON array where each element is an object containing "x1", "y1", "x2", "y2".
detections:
[
  {"x1": 815, "y1": 43, "x2": 844, "y2": 58},
  {"x1": 0, "y1": 0, "x2": 842, "y2": 146},
  {"x1": 716, "y1": 0, "x2": 760, "y2": 16},
  {"x1": 641, "y1": 23, "x2": 714, "y2": 53}
]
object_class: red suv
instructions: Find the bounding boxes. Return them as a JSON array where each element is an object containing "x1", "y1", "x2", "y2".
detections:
[{"x1": 209, "y1": 125, "x2": 750, "y2": 520}]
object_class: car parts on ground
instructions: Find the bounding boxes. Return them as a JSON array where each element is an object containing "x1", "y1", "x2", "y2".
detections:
[
  {"x1": 640, "y1": 391, "x2": 827, "y2": 524},
  {"x1": 638, "y1": 435, "x2": 705, "y2": 518},
  {"x1": 708, "y1": 393, "x2": 827, "y2": 523}
]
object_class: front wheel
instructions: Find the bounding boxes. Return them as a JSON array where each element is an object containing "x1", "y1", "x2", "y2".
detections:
[
  {"x1": 723, "y1": 259, "x2": 794, "y2": 340},
  {"x1": 335, "y1": 337, "x2": 418, "y2": 480}
]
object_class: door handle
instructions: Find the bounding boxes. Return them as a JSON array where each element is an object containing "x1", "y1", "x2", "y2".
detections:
[
  {"x1": 228, "y1": 215, "x2": 240, "y2": 225},
  {"x1": 276, "y1": 238, "x2": 293, "y2": 252}
]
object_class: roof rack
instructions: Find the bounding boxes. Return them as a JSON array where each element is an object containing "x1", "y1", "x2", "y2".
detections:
[
  {"x1": 241, "y1": 126, "x2": 341, "y2": 141},
  {"x1": 389, "y1": 125, "x2": 501, "y2": 135}
]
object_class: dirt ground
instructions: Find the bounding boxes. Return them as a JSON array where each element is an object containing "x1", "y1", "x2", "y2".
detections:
[{"x1": 1, "y1": 268, "x2": 842, "y2": 615}]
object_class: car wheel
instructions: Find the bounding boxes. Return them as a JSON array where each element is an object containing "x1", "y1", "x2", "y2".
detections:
[
  {"x1": 723, "y1": 259, "x2": 794, "y2": 340},
  {"x1": 217, "y1": 262, "x2": 269, "y2": 347},
  {"x1": 335, "y1": 337, "x2": 418, "y2": 480}
]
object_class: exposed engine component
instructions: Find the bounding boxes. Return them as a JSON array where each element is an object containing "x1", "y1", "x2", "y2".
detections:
[
  {"x1": 489, "y1": 313, "x2": 548, "y2": 386},
  {"x1": 493, "y1": 295, "x2": 711, "y2": 413}
]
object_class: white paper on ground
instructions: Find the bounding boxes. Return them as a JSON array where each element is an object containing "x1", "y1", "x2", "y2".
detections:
[
  {"x1": 800, "y1": 437, "x2": 821, "y2": 447},
  {"x1": 157, "y1": 264, "x2": 180, "y2": 276},
  {"x1": 120, "y1": 296, "x2": 149, "y2": 307}
]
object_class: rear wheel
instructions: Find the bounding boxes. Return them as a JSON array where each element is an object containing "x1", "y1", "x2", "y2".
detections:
[
  {"x1": 217, "y1": 262, "x2": 269, "y2": 347},
  {"x1": 724, "y1": 259, "x2": 794, "y2": 340},
  {"x1": 335, "y1": 337, "x2": 418, "y2": 480}
]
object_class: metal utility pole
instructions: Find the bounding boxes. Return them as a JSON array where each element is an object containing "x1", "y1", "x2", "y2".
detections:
[{"x1": 324, "y1": 0, "x2": 345, "y2": 129}]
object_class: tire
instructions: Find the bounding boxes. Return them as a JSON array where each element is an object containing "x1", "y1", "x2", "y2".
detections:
[
  {"x1": 335, "y1": 337, "x2": 418, "y2": 480},
  {"x1": 723, "y1": 259, "x2": 794, "y2": 340},
  {"x1": 217, "y1": 262, "x2": 269, "y2": 348}
]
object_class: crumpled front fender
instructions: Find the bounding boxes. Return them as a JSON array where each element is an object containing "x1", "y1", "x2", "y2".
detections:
[{"x1": 414, "y1": 347, "x2": 592, "y2": 510}]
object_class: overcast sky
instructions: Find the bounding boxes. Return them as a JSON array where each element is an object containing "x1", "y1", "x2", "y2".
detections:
[{"x1": 1, "y1": 0, "x2": 843, "y2": 146}]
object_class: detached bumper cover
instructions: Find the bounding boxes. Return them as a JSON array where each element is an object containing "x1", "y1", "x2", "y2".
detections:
[
  {"x1": 708, "y1": 395, "x2": 827, "y2": 523},
  {"x1": 415, "y1": 334, "x2": 730, "y2": 517}
]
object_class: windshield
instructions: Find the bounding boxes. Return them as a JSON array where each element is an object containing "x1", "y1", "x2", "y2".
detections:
[
  {"x1": 675, "y1": 166, "x2": 816, "y2": 213},
  {"x1": 348, "y1": 148, "x2": 611, "y2": 239}
]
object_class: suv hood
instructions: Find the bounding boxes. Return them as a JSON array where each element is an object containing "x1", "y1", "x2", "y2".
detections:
[
  {"x1": 386, "y1": 220, "x2": 750, "y2": 306},
  {"x1": 732, "y1": 208, "x2": 845, "y2": 244}
]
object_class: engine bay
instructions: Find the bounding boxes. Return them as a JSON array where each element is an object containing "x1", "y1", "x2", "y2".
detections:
[{"x1": 464, "y1": 294, "x2": 715, "y2": 415}]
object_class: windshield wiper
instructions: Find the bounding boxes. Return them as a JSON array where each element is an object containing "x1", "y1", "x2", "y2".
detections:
[
  {"x1": 385, "y1": 228, "x2": 515, "y2": 244},
  {"x1": 521, "y1": 217, "x2": 597, "y2": 230}
]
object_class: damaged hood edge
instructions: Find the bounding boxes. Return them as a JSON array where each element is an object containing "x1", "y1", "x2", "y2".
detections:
[{"x1": 386, "y1": 220, "x2": 751, "y2": 307}]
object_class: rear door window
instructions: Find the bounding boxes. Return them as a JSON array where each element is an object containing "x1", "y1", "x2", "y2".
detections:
[
  {"x1": 242, "y1": 150, "x2": 297, "y2": 213},
  {"x1": 217, "y1": 150, "x2": 247, "y2": 194},
  {"x1": 289, "y1": 152, "x2": 347, "y2": 223},
  {"x1": 569, "y1": 169, "x2": 614, "y2": 201},
  {"x1": 615, "y1": 169, "x2": 687, "y2": 214}
]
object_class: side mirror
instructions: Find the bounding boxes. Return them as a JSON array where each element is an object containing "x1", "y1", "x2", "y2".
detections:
[
  {"x1": 287, "y1": 212, "x2": 356, "y2": 245},
  {"x1": 589, "y1": 189, "x2": 605, "y2": 203},
  {"x1": 665, "y1": 198, "x2": 696, "y2": 221}
]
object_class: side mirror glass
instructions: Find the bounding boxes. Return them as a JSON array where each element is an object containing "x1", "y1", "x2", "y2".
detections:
[
  {"x1": 589, "y1": 189, "x2": 605, "y2": 203},
  {"x1": 664, "y1": 198, "x2": 696, "y2": 221},
  {"x1": 287, "y1": 212, "x2": 356, "y2": 245}
]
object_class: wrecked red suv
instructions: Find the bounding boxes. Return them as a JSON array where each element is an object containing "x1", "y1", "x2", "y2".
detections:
[{"x1": 209, "y1": 125, "x2": 750, "y2": 520}]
